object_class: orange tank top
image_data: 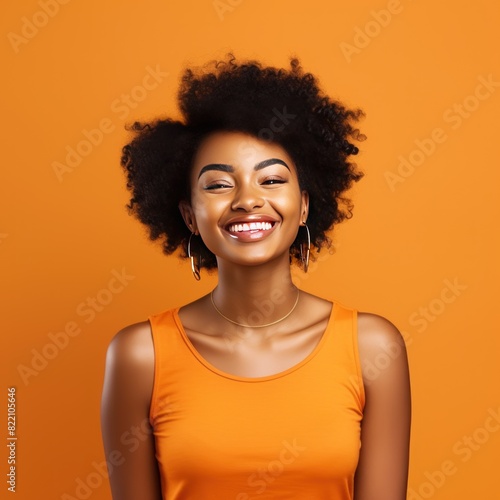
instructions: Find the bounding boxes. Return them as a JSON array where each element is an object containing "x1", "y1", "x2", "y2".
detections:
[{"x1": 148, "y1": 298, "x2": 365, "y2": 499}]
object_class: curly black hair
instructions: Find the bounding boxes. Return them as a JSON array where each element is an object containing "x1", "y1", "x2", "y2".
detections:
[{"x1": 120, "y1": 54, "x2": 366, "y2": 270}]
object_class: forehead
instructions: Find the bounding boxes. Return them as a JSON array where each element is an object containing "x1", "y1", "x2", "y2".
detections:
[{"x1": 192, "y1": 131, "x2": 296, "y2": 173}]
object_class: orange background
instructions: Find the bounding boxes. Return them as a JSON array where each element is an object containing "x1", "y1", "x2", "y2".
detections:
[{"x1": 2, "y1": 1, "x2": 499, "y2": 498}]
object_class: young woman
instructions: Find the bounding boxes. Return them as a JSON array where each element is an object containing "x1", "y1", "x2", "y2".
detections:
[{"x1": 101, "y1": 55, "x2": 412, "y2": 500}]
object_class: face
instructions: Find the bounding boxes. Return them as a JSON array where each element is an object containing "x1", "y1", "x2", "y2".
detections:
[{"x1": 179, "y1": 131, "x2": 309, "y2": 268}]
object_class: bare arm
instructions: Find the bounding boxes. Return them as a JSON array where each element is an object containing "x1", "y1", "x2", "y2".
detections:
[
  {"x1": 100, "y1": 321, "x2": 163, "y2": 500},
  {"x1": 354, "y1": 313, "x2": 412, "y2": 500}
]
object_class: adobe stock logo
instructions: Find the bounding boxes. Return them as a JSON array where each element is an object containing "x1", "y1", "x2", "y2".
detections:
[
  {"x1": 52, "y1": 65, "x2": 168, "y2": 182},
  {"x1": 339, "y1": 0, "x2": 407, "y2": 63},
  {"x1": 61, "y1": 396, "x2": 177, "y2": 499},
  {"x1": 408, "y1": 407, "x2": 500, "y2": 499},
  {"x1": 385, "y1": 74, "x2": 500, "y2": 191},
  {"x1": 213, "y1": 0, "x2": 244, "y2": 21},
  {"x1": 7, "y1": 0, "x2": 73, "y2": 54},
  {"x1": 235, "y1": 106, "x2": 297, "y2": 164},
  {"x1": 17, "y1": 268, "x2": 135, "y2": 386},
  {"x1": 408, "y1": 277, "x2": 467, "y2": 334}
]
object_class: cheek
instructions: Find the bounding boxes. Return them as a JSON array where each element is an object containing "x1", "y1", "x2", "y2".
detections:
[
  {"x1": 191, "y1": 195, "x2": 224, "y2": 228},
  {"x1": 275, "y1": 190, "x2": 304, "y2": 217},
  {"x1": 190, "y1": 191, "x2": 211, "y2": 216}
]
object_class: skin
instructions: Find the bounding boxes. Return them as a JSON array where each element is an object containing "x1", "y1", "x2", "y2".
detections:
[{"x1": 101, "y1": 131, "x2": 412, "y2": 499}]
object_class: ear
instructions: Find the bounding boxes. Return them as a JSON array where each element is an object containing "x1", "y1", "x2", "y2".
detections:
[
  {"x1": 178, "y1": 200, "x2": 198, "y2": 234},
  {"x1": 300, "y1": 190, "x2": 309, "y2": 224}
]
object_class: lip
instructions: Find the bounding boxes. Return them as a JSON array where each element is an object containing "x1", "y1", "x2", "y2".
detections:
[{"x1": 221, "y1": 215, "x2": 279, "y2": 242}]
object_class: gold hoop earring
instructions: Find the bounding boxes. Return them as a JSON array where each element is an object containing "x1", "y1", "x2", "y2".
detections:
[
  {"x1": 187, "y1": 233, "x2": 201, "y2": 281},
  {"x1": 300, "y1": 223, "x2": 310, "y2": 273}
]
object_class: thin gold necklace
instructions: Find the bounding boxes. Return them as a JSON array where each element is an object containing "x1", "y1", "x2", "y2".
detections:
[{"x1": 210, "y1": 288, "x2": 300, "y2": 328}]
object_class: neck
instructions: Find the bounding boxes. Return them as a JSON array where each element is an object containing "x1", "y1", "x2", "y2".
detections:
[{"x1": 212, "y1": 254, "x2": 298, "y2": 328}]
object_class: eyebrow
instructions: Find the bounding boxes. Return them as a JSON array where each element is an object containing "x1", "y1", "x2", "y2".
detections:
[{"x1": 197, "y1": 158, "x2": 290, "y2": 179}]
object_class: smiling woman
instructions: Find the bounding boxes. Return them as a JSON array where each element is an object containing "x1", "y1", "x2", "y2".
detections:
[
  {"x1": 100, "y1": 54, "x2": 412, "y2": 500},
  {"x1": 180, "y1": 131, "x2": 308, "y2": 268}
]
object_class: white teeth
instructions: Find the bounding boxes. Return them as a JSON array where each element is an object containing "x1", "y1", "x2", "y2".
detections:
[{"x1": 228, "y1": 222, "x2": 273, "y2": 233}]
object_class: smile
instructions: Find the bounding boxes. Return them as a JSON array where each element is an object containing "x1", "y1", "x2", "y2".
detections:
[
  {"x1": 227, "y1": 222, "x2": 274, "y2": 233},
  {"x1": 223, "y1": 219, "x2": 278, "y2": 242}
]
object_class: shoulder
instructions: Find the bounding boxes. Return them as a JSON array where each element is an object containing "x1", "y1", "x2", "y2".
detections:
[
  {"x1": 101, "y1": 321, "x2": 163, "y2": 498},
  {"x1": 357, "y1": 311, "x2": 406, "y2": 348},
  {"x1": 352, "y1": 313, "x2": 412, "y2": 497},
  {"x1": 104, "y1": 320, "x2": 154, "y2": 375},
  {"x1": 356, "y1": 311, "x2": 410, "y2": 385},
  {"x1": 102, "y1": 320, "x2": 155, "y2": 415}
]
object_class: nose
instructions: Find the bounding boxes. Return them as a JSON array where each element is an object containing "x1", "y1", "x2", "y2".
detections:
[{"x1": 230, "y1": 183, "x2": 265, "y2": 211}]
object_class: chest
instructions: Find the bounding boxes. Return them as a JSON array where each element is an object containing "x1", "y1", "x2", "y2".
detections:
[
  {"x1": 183, "y1": 318, "x2": 329, "y2": 379},
  {"x1": 154, "y1": 373, "x2": 362, "y2": 496},
  {"x1": 149, "y1": 304, "x2": 364, "y2": 498}
]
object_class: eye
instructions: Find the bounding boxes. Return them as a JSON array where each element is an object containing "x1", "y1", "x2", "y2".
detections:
[
  {"x1": 261, "y1": 177, "x2": 287, "y2": 185},
  {"x1": 203, "y1": 182, "x2": 232, "y2": 191}
]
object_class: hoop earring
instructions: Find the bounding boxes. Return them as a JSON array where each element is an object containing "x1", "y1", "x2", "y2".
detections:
[
  {"x1": 187, "y1": 233, "x2": 201, "y2": 281},
  {"x1": 300, "y1": 223, "x2": 310, "y2": 273}
]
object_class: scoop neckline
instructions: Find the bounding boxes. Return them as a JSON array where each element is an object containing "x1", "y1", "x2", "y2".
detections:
[{"x1": 173, "y1": 301, "x2": 336, "y2": 383}]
